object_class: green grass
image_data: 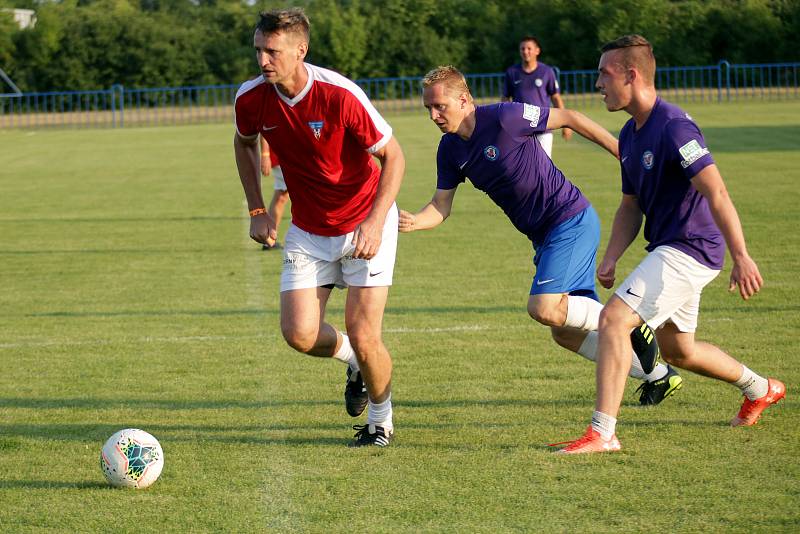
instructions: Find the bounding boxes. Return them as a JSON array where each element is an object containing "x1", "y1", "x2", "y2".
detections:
[{"x1": 1, "y1": 100, "x2": 799, "y2": 532}]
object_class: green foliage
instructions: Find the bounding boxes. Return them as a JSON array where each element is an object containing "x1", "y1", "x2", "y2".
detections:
[{"x1": 0, "y1": 0, "x2": 798, "y2": 91}]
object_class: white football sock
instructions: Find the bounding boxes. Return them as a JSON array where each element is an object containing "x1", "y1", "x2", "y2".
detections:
[
  {"x1": 366, "y1": 394, "x2": 393, "y2": 430},
  {"x1": 332, "y1": 332, "x2": 359, "y2": 371},
  {"x1": 577, "y1": 331, "x2": 664, "y2": 381},
  {"x1": 590, "y1": 410, "x2": 617, "y2": 440},
  {"x1": 564, "y1": 296, "x2": 604, "y2": 331},
  {"x1": 733, "y1": 365, "x2": 769, "y2": 400}
]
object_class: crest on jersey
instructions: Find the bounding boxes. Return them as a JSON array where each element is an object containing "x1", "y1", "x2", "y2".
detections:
[
  {"x1": 484, "y1": 145, "x2": 500, "y2": 161},
  {"x1": 642, "y1": 150, "x2": 655, "y2": 170},
  {"x1": 535, "y1": 78, "x2": 543, "y2": 87},
  {"x1": 307, "y1": 121, "x2": 324, "y2": 139}
]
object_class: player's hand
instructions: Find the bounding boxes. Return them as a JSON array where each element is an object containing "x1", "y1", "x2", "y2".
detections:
[
  {"x1": 729, "y1": 255, "x2": 763, "y2": 300},
  {"x1": 249, "y1": 213, "x2": 277, "y2": 246},
  {"x1": 562, "y1": 127, "x2": 573, "y2": 142},
  {"x1": 352, "y1": 215, "x2": 383, "y2": 259},
  {"x1": 260, "y1": 156, "x2": 272, "y2": 177},
  {"x1": 597, "y1": 257, "x2": 617, "y2": 289},
  {"x1": 398, "y1": 209, "x2": 416, "y2": 232}
]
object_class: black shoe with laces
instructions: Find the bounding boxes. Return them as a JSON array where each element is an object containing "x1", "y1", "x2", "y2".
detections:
[
  {"x1": 348, "y1": 424, "x2": 393, "y2": 447},
  {"x1": 345, "y1": 367, "x2": 368, "y2": 417},
  {"x1": 636, "y1": 365, "x2": 683, "y2": 406},
  {"x1": 630, "y1": 323, "x2": 660, "y2": 374}
]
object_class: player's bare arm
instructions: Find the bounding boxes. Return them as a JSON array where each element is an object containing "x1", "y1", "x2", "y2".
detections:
[
  {"x1": 550, "y1": 93, "x2": 573, "y2": 141},
  {"x1": 234, "y1": 132, "x2": 277, "y2": 245},
  {"x1": 597, "y1": 194, "x2": 642, "y2": 289},
  {"x1": 545, "y1": 108, "x2": 618, "y2": 158},
  {"x1": 352, "y1": 136, "x2": 405, "y2": 259},
  {"x1": 399, "y1": 188, "x2": 457, "y2": 233},
  {"x1": 259, "y1": 135, "x2": 271, "y2": 176},
  {"x1": 691, "y1": 164, "x2": 763, "y2": 300}
]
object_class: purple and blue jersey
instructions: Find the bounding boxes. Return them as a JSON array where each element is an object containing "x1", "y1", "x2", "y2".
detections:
[
  {"x1": 619, "y1": 97, "x2": 724, "y2": 269},
  {"x1": 436, "y1": 102, "x2": 589, "y2": 246},
  {"x1": 502, "y1": 63, "x2": 559, "y2": 108}
]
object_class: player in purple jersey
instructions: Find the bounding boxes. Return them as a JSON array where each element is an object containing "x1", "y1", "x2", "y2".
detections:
[
  {"x1": 553, "y1": 35, "x2": 785, "y2": 454},
  {"x1": 400, "y1": 65, "x2": 679, "y2": 404},
  {"x1": 502, "y1": 36, "x2": 572, "y2": 158}
]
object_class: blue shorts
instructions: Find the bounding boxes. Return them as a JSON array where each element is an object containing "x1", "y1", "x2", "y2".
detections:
[{"x1": 529, "y1": 206, "x2": 600, "y2": 301}]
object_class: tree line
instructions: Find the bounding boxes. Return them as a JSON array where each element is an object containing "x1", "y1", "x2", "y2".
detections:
[{"x1": 1, "y1": 0, "x2": 798, "y2": 92}]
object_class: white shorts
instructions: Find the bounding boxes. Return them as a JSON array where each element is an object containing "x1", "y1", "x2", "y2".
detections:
[
  {"x1": 616, "y1": 246, "x2": 720, "y2": 333},
  {"x1": 536, "y1": 132, "x2": 553, "y2": 158},
  {"x1": 279, "y1": 203, "x2": 398, "y2": 292},
  {"x1": 273, "y1": 165, "x2": 286, "y2": 191}
]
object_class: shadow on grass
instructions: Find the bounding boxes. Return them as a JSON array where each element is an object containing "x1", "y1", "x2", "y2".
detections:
[{"x1": 0, "y1": 480, "x2": 110, "y2": 490}]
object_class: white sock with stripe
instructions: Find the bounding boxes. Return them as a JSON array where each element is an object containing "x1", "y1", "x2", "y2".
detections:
[
  {"x1": 591, "y1": 411, "x2": 617, "y2": 440},
  {"x1": 366, "y1": 394, "x2": 393, "y2": 431},
  {"x1": 733, "y1": 365, "x2": 769, "y2": 400}
]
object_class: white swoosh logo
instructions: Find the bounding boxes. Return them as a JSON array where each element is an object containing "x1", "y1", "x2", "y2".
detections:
[
  {"x1": 459, "y1": 161, "x2": 468, "y2": 169},
  {"x1": 262, "y1": 125, "x2": 278, "y2": 131},
  {"x1": 536, "y1": 278, "x2": 555, "y2": 285},
  {"x1": 621, "y1": 156, "x2": 628, "y2": 163},
  {"x1": 514, "y1": 80, "x2": 522, "y2": 85}
]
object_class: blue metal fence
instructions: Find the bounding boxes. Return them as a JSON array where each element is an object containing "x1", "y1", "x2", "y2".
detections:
[{"x1": 1, "y1": 61, "x2": 798, "y2": 129}]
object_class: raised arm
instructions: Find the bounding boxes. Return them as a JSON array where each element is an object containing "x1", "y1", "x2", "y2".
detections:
[
  {"x1": 234, "y1": 132, "x2": 276, "y2": 245},
  {"x1": 546, "y1": 108, "x2": 618, "y2": 158},
  {"x1": 691, "y1": 164, "x2": 763, "y2": 300},
  {"x1": 597, "y1": 193, "x2": 643, "y2": 289},
  {"x1": 398, "y1": 188, "x2": 457, "y2": 232},
  {"x1": 351, "y1": 136, "x2": 406, "y2": 259}
]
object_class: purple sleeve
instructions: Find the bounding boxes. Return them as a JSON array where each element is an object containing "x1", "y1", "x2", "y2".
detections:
[
  {"x1": 546, "y1": 67, "x2": 559, "y2": 96},
  {"x1": 498, "y1": 102, "x2": 551, "y2": 138},
  {"x1": 436, "y1": 138, "x2": 464, "y2": 190},
  {"x1": 664, "y1": 119, "x2": 715, "y2": 179},
  {"x1": 621, "y1": 162, "x2": 634, "y2": 194},
  {"x1": 502, "y1": 69, "x2": 513, "y2": 98}
]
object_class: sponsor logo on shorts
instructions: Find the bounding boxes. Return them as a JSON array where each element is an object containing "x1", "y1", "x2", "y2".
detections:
[
  {"x1": 484, "y1": 145, "x2": 500, "y2": 161},
  {"x1": 678, "y1": 139, "x2": 710, "y2": 168},
  {"x1": 625, "y1": 287, "x2": 642, "y2": 298},
  {"x1": 522, "y1": 103, "x2": 541, "y2": 126},
  {"x1": 536, "y1": 278, "x2": 555, "y2": 286},
  {"x1": 369, "y1": 271, "x2": 384, "y2": 277},
  {"x1": 642, "y1": 150, "x2": 655, "y2": 170}
]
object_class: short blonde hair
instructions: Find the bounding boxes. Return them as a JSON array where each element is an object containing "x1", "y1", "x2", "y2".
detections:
[
  {"x1": 600, "y1": 34, "x2": 656, "y2": 85},
  {"x1": 422, "y1": 65, "x2": 472, "y2": 100}
]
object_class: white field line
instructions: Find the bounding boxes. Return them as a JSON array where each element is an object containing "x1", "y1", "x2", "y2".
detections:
[{"x1": 0, "y1": 324, "x2": 528, "y2": 350}]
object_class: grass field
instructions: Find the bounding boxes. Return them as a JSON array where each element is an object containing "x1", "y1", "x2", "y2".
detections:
[{"x1": 1, "y1": 100, "x2": 799, "y2": 532}]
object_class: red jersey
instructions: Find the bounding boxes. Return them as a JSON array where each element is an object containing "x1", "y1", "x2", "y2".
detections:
[{"x1": 235, "y1": 64, "x2": 392, "y2": 236}]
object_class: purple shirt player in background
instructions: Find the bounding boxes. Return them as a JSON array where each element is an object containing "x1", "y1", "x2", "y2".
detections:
[
  {"x1": 399, "y1": 65, "x2": 678, "y2": 406},
  {"x1": 502, "y1": 36, "x2": 572, "y2": 158},
  {"x1": 553, "y1": 35, "x2": 785, "y2": 455}
]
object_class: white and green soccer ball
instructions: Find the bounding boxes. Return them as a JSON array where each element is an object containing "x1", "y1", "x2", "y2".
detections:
[{"x1": 100, "y1": 428, "x2": 164, "y2": 489}]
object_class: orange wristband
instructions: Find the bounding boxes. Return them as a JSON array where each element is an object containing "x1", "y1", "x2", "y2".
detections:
[{"x1": 249, "y1": 207, "x2": 267, "y2": 217}]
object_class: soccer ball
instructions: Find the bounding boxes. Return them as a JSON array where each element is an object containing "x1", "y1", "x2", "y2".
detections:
[{"x1": 100, "y1": 428, "x2": 164, "y2": 489}]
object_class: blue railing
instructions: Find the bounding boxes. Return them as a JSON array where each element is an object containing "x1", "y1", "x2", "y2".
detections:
[{"x1": 1, "y1": 61, "x2": 798, "y2": 129}]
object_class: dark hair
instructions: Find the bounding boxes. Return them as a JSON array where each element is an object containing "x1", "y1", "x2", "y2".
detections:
[
  {"x1": 519, "y1": 35, "x2": 541, "y2": 49},
  {"x1": 256, "y1": 8, "x2": 310, "y2": 42},
  {"x1": 600, "y1": 34, "x2": 655, "y2": 84}
]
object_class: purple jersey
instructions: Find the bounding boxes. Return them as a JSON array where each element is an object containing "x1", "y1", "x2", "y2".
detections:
[
  {"x1": 619, "y1": 97, "x2": 724, "y2": 269},
  {"x1": 436, "y1": 103, "x2": 589, "y2": 245},
  {"x1": 502, "y1": 63, "x2": 560, "y2": 107}
]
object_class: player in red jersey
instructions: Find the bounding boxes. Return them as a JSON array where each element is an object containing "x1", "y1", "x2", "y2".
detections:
[{"x1": 233, "y1": 8, "x2": 405, "y2": 447}]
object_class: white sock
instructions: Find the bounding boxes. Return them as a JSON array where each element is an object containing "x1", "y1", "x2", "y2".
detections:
[
  {"x1": 576, "y1": 331, "x2": 665, "y2": 381},
  {"x1": 366, "y1": 394, "x2": 393, "y2": 430},
  {"x1": 733, "y1": 365, "x2": 769, "y2": 400},
  {"x1": 590, "y1": 410, "x2": 617, "y2": 440},
  {"x1": 564, "y1": 296, "x2": 604, "y2": 331},
  {"x1": 332, "y1": 332, "x2": 359, "y2": 371}
]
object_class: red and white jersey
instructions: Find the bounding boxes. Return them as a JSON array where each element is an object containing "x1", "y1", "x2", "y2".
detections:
[{"x1": 235, "y1": 64, "x2": 392, "y2": 236}]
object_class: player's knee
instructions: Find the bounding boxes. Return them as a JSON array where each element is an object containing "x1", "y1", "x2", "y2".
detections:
[
  {"x1": 347, "y1": 329, "x2": 382, "y2": 359},
  {"x1": 598, "y1": 305, "x2": 632, "y2": 333},
  {"x1": 549, "y1": 327, "x2": 571, "y2": 349},
  {"x1": 528, "y1": 303, "x2": 560, "y2": 327},
  {"x1": 281, "y1": 325, "x2": 318, "y2": 354},
  {"x1": 660, "y1": 348, "x2": 691, "y2": 367}
]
